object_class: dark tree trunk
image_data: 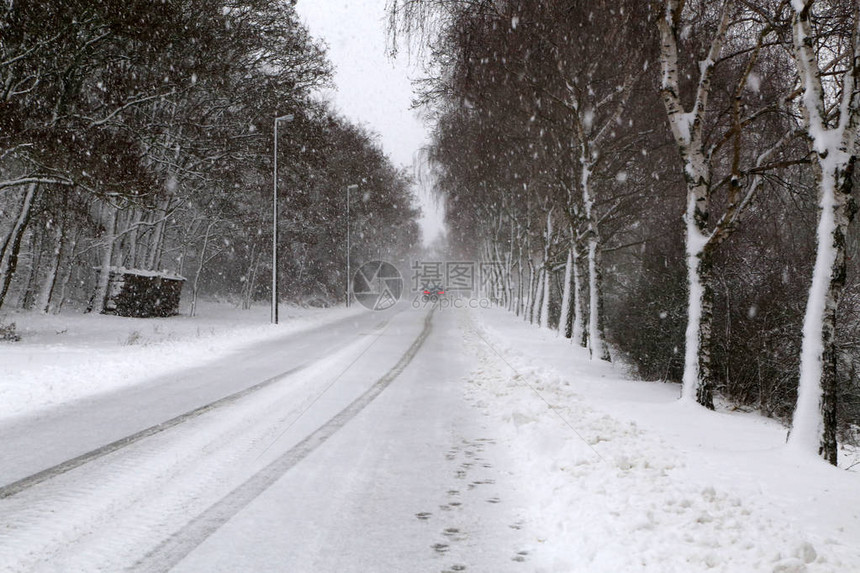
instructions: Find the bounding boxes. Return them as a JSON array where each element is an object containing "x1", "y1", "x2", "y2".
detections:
[
  {"x1": 572, "y1": 244, "x2": 588, "y2": 348},
  {"x1": 696, "y1": 246, "x2": 716, "y2": 410},
  {"x1": 40, "y1": 215, "x2": 66, "y2": 313},
  {"x1": 593, "y1": 244, "x2": 612, "y2": 362},
  {"x1": 20, "y1": 227, "x2": 42, "y2": 310},
  {"x1": 0, "y1": 183, "x2": 38, "y2": 310},
  {"x1": 561, "y1": 248, "x2": 574, "y2": 339}
]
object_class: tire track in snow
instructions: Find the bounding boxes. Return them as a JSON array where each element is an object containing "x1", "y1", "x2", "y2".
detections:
[
  {"x1": 0, "y1": 318, "x2": 395, "y2": 572},
  {"x1": 0, "y1": 318, "x2": 391, "y2": 501},
  {"x1": 130, "y1": 308, "x2": 435, "y2": 573}
]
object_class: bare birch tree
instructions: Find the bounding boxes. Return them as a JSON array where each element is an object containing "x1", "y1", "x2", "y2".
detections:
[
  {"x1": 786, "y1": 0, "x2": 860, "y2": 465},
  {"x1": 658, "y1": 0, "x2": 799, "y2": 408}
]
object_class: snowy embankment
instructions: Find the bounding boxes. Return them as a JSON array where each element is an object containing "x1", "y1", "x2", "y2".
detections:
[
  {"x1": 465, "y1": 308, "x2": 860, "y2": 573},
  {"x1": 0, "y1": 301, "x2": 360, "y2": 421}
]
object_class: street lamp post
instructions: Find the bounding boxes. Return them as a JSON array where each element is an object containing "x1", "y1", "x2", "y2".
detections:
[
  {"x1": 346, "y1": 184, "x2": 358, "y2": 308},
  {"x1": 272, "y1": 113, "x2": 294, "y2": 325}
]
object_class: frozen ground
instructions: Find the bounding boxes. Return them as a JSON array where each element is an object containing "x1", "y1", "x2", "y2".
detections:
[{"x1": 0, "y1": 302, "x2": 858, "y2": 572}]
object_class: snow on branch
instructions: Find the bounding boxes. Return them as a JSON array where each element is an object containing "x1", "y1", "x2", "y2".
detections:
[{"x1": 0, "y1": 176, "x2": 73, "y2": 192}]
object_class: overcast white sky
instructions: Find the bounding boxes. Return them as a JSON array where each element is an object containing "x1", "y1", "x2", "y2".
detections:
[{"x1": 295, "y1": 0, "x2": 445, "y2": 245}]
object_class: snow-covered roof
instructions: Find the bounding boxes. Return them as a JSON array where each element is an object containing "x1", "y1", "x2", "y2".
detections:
[{"x1": 95, "y1": 266, "x2": 186, "y2": 281}]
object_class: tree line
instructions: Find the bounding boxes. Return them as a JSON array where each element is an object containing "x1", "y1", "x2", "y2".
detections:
[
  {"x1": 0, "y1": 0, "x2": 420, "y2": 316},
  {"x1": 387, "y1": 0, "x2": 860, "y2": 465}
]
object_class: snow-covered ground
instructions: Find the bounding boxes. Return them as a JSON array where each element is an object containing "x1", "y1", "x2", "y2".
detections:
[
  {"x1": 0, "y1": 300, "x2": 361, "y2": 420},
  {"x1": 0, "y1": 302, "x2": 858, "y2": 572},
  {"x1": 468, "y1": 307, "x2": 860, "y2": 572}
]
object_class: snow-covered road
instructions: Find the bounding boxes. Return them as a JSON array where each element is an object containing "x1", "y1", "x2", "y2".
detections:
[
  {"x1": 170, "y1": 307, "x2": 529, "y2": 573},
  {"x1": 1, "y1": 304, "x2": 858, "y2": 572},
  {"x1": 0, "y1": 308, "x2": 387, "y2": 487},
  {"x1": 0, "y1": 306, "x2": 531, "y2": 572}
]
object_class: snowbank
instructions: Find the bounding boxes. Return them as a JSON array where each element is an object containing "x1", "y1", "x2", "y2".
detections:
[{"x1": 465, "y1": 307, "x2": 860, "y2": 572}]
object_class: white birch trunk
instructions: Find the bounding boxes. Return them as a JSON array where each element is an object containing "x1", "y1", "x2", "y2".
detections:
[
  {"x1": 525, "y1": 261, "x2": 535, "y2": 323},
  {"x1": 533, "y1": 267, "x2": 544, "y2": 326},
  {"x1": 539, "y1": 266, "x2": 550, "y2": 328},
  {"x1": 558, "y1": 248, "x2": 573, "y2": 337},
  {"x1": 587, "y1": 238, "x2": 605, "y2": 359},
  {"x1": 515, "y1": 233, "x2": 525, "y2": 316},
  {"x1": 681, "y1": 197, "x2": 710, "y2": 403},
  {"x1": 516, "y1": 257, "x2": 524, "y2": 317},
  {"x1": 581, "y1": 158, "x2": 609, "y2": 359},
  {"x1": 493, "y1": 242, "x2": 508, "y2": 308},
  {"x1": 657, "y1": 0, "x2": 732, "y2": 406},
  {"x1": 572, "y1": 241, "x2": 586, "y2": 346},
  {"x1": 786, "y1": 0, "x2": 860, "y2": 463},
  {"x1": 506, "y1": 223, "x2": 516, "y2": 312},
  {"x1": 790, "y1": 169, "x2": 841, "y2": 455},
  {"x1": 539, "y1": 210, "x2": 553, "y2": 328}
]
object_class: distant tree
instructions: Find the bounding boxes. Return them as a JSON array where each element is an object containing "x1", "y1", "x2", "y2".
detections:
[{"x1": 1, "y1": 0, "x2": 418, "y2": 313}]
